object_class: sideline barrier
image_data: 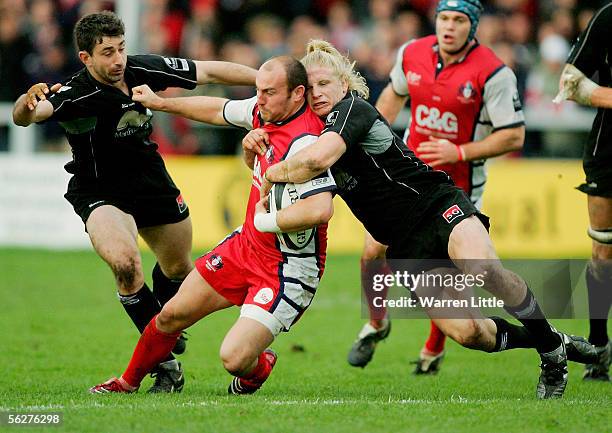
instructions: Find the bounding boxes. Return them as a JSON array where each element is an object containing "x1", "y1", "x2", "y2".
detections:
[{"x1": 0, "y1": 155, "x2": 590, "y2": 257}]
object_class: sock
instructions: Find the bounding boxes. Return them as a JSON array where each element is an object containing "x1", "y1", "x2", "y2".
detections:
[
  {"x1": 152, "y1": 263, "x2": 184, "y2": 307},
  {"x1": 424, "y1": 321, "x2": 447, "y2": 354},
  {"x1": 122, "y1": 315, "x2": 181, "y2": 388},
  {"x1": 118, "y1": 283, "x2": 161, "y2": 333},
  {"x1": 241, "y1": 351, "x2": 272, "y2": 383},
  {"x1": 362, "y1": 258, "x2": 391, "y2": 321},
  {"x1": 488, "y1": 316, "x2": 535, "y2": 352},
  {"x1": 504, "y1": 287, "x2": 561, "y2": 354},
  {"x1": 586, "y1": 265, "x2": 611, "y2": 346}
]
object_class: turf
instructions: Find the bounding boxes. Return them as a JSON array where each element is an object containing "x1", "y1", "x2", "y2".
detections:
[{"x1": 0, "y1": 248, "x2": 609, "y2": 433}]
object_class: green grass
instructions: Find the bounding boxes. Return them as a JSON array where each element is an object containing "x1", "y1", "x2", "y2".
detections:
[{"x1": 0, "y1": 248, "x2": 609, "y2": 433}]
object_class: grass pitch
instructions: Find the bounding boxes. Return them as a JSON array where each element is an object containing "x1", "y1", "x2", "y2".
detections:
[{"x1": 0, "y1": 248, "x2": 609, "y2": 433}]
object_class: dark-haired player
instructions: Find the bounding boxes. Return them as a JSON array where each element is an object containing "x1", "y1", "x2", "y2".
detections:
[{"x1": 12, "y1": 11, "x2": 257, "y2": 393}]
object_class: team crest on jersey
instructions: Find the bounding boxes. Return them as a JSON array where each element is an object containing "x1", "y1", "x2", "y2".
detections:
[
  {"x1": 205, "y1": 254, "x2": 224, "y2": 272},
  {"x1": 176, "y1": 194, "x2": 187, "y2": 213},
  {"x1": 406, "y1": 70, "x2": 421, "y2": 86},
  {"x1": 457, "y1": 81, "x2": 476, "y2": 104},
  {"x1": 326, "y1": 111, "x2": 339, "y2": 126}
]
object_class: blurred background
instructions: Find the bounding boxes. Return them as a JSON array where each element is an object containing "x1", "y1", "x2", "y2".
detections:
[{"x1": 0, "y1": 0, "x2": 606, "y2": 255}]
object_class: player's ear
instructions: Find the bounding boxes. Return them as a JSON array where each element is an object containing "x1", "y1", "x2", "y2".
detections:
[
  {"x1": 292, "y1": 85, "x2": 306, "y2": 101},
  {"x1": 78, "y1": 50, "x2": 92, "y2": 67}
]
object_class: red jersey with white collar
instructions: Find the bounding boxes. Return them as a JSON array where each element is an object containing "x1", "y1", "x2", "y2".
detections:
[
  {"x1": 222, "y1": 97, "x2": 334, "y2": 268},
  {"x1": 389, "y1": 35, "x2": 524, "y2": 208}
]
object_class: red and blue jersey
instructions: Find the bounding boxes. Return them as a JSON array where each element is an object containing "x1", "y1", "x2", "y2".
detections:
[{"x1": 390, "y1": 35, "x2": 524, "y2": 208}]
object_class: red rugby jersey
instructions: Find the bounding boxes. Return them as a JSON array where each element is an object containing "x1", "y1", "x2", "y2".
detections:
[
  {"x1": 389, "y1": 35, "x2": 524, "y2": 208},
  {"x1": 222, "y1": 97, "x2": 333, "y2": 268}
]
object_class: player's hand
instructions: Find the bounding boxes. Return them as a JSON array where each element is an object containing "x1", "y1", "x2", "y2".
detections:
[
  {"x1": 25, "y1": 83, "x2": 60, "y2": 110},
  {"x1": 416, "y1": 137, "x2": 463, "y2": 167},
  {"x1": 132, "y1": 84, "x2": 164, "y2": 110},
  {"x1": 260, "y1": 171, "x2": 273, "y2": 199},
  {"x1": 554, "y1": 64, "x2": 597, "y2": 106},
  {"x1": 254, "y1": 195, "x2": 270, "y2": 215},
  {"x1": 243, "y1": 128, "x2": 269, "y2": 156}
]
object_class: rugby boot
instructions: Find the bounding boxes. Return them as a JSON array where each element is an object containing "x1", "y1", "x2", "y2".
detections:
[
  {"x1": 583, "y1": 340, "x2": 611, "y2": 381},
  {"x1": 412, "y1": 349, "x2": 445, "y2": 375},
  {"x1": 347, "y1": 319, "x2": 391, "y2": 368},
  {"x1": 537, "y1": 340, "x2": 568, "y2": 399},
  {"x1": 228, "y1": 349, "x2": 277, "y2": 395},
  {"x1": 147, "y1": 360, "x2": 185, "y2": 393},
  {"x1": 89, "y1": 377, "x2": 137, "y2": 394}
]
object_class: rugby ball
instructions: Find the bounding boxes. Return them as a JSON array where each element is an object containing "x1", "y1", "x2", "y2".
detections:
[{"x1": 268, "y1": 182, "x2": 315, "y2": 250}]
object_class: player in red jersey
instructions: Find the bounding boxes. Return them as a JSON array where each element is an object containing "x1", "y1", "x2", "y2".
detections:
[
  {"x1": 89, "y1": 56, "x2": 335, "y2": 395},
  {"x1": 346, "y1": 0, "x2": 526, "y2": 375}
]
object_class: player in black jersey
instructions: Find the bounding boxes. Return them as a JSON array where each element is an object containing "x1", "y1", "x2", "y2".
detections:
[
  {"x1": 12, "y1": 11, "x2": 256, "y2": 393},
  {"x1": 555, "y1": 3, "x2": 612, "y2": 381},
  {"x1": 252, "y1": 40, "x2": 597, "y2": 399}
]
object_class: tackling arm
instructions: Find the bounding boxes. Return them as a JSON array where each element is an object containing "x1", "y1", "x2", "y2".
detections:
[
  {"x1": 264, "y1": 131, "x2": 346, "y2": 188},
  {"x1": 132, "y1": 84, "x2": 229, "y2": 125},
  {"x1": 254, "y1": 192, "x2": 334, "y2": 233},
  {"x1": 194, "y1": 61, "x2": 256, "y2": 86}
]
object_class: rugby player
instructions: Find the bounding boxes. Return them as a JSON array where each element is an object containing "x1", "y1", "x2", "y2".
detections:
[
  {"x1": 12, "y1": 11, "x2": 257, "y2": 393},
  {"x1": 89, "y1": 56, "x2": 336, "y2": 395},
  {"x1": 555, "y1": 2, "x2": 612, "y2": 381},
  {"x1": 257, "y1": 39, "x2": 596, "y2": 399},
  {"x1": 346, "y1": 0, "x2": 525, "y2": 375}
]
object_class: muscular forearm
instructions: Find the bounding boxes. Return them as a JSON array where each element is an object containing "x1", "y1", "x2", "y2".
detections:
[
  {"x1": 589, "y1": 86, "x2": 612, "y2": 109},
  {"x1": 266, "y1": 132, "x2": 345, "y2": 184},
  {"x1": 156, "y1": 96, "x2": 228, "y2": 125},
  {"x1": 461, "y1": 127, "x2": 524, "y2": 161},
  {"x1": 276, "y1": 193, "x2": 333, "y2": 231},
  {"x1": 195, "y1": 61, "x2": 256, "y2": 86}
]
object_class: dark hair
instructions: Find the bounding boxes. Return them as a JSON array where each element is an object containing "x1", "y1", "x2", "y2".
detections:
[
  {"x1": 74, "y1": 11, "x2": 125, "y2": 54},
  {"x1": 272, "y1": 56, "x2": 308, "y2": 92}
]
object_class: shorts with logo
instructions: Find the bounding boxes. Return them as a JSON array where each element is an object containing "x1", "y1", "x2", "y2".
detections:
[
  {"x1": 386, "y1": 185, "x2": 490, "y2": 261},
  {"x1": 64, "y1": 161, "x2": 189, "y2": 229},
  {"x1": 195, "y1": 227, "x2": 322, "y2": 336}
]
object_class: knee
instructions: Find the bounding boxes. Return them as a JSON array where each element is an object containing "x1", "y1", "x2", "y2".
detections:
[
  {"x1": 111, "y1": 253, "x2": 143, "y2": 292},
  {"x1": 447, "y1": 320, "x2": 484, "y2": 350},
  {"x1": 588, "y1": 258, "x2": 612, "y2": 283},
  {"x1": 219, "y1": 345, "x2": 251, "y2": 376},
  {"x1": 156, "y1": 303, "x2": 184, "y2": 334},
  {"x1": 362, "y1": 241, "x2": 386, "y2": 261},
  {"x1": 158, "y1": 260, "x2": 193, "y2": 280}
]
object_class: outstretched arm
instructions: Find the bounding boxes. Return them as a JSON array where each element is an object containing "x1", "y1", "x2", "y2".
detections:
[
  {"x1": 132, "y1": 84, "x2": 229, "y2": 125},
  {"x1": 13, "y1": 83, "x2": 60, "y2": 126},
  {"x1": 194, "y1": 61, "x2": 256, "y2": 86}
]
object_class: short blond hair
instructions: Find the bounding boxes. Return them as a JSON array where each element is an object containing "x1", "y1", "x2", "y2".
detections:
[{"x1": 301, "y1": 39, "x2": 369, "y2": 100}]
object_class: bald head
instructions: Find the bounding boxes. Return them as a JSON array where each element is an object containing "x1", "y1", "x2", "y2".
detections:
[{"x1": 261, "y1": 56, "x2": 308, "y2": 92}]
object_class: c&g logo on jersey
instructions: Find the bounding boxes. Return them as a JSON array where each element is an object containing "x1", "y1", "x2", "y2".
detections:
[{"x1": 415, "y1": 105, "x2": 458, "y2": 134}]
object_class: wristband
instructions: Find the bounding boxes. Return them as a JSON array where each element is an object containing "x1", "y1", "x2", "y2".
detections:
[
  {"x1": 455, "y1": 145, "x2": 466, "y2": 162},
  {"x1": 254, "y1": 211, "x2": 281, "y2": 233}
]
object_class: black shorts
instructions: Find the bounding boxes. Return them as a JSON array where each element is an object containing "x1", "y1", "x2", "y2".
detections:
[
  {"x1": 386, "y1": 185, "x2": 489, "y2": 260},
  {"x1": 576, "y1": 167, "x2": 612, "y2": 198},
  {"x1": 64, "y1": 163, "x2": 189, "y2": 229}
]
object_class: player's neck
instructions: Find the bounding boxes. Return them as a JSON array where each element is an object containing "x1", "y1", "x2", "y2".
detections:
[
  {"x1": 88, "y1": 67, "x2": 129, "y2": 95},
  {"x1": 439, "y1": 40, "x2": 474, "y2": 66}
]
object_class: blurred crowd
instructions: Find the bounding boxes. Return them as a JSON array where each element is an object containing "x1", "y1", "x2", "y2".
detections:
[{"x1": 0, "y1": 0, "x2": 606, "y2": 156}]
